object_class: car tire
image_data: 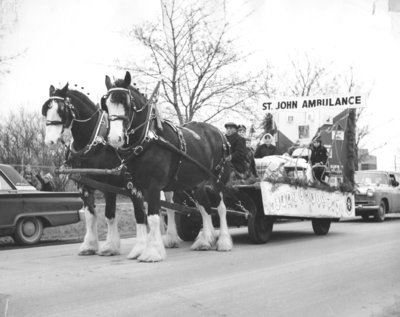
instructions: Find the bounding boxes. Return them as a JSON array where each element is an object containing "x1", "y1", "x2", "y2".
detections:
[
  {"x1": 312, "y1": 218, "x2": 331, "y2": 235},
  {"x1": 374, "y1": 201, "x2": 386, "y2": 222},
  {"x1": 12, "y1": 217, "x2": 44, "y2": 245}
]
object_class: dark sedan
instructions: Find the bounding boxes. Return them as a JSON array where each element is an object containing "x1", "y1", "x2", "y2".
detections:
[
  {"x1": 0, "y1": 164, "x2": 83, "y2": 245},
  {"x1": 355, "y1": 170, "x2": 400, "y2": 222}
]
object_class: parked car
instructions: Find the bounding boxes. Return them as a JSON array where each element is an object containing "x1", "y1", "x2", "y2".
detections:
[
  {"x1": 0, "y1": 164, "x2": 83, "y2": 245},
  {"x1": 354, "y1": 170, "x2": 400, "y2": 222}
]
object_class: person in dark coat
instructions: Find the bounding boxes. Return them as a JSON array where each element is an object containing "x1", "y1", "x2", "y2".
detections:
[
  {"x1": 238, "y1": 124, "x2": 246, "y2": 138},
  {"x1": 245, "y1": 138, "x2": 257, "y2": 177},
  {"x1": 309, "y1": 138, "x2": 328, "y2": 182},
  {"x1": 254, "y1": 133, "x2": 277, "y2": 158},
  {"x1": 36, "y1": 172, "x2": 55, "y2": 191},
  {"x1": 225, "y1": 122, "x2": 247, "y2": 175}
]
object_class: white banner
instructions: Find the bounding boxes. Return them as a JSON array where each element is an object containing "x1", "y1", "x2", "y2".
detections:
[
  {"x1": 262, "y1": 94, "x2": 366, "y2": 112},
  {"x1": 260, "y1": 182, "x2": 355, "y2": 218}
]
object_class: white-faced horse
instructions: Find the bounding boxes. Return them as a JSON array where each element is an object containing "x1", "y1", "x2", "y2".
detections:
[
  {"x1": 101, "y1": 72, "x2": 233, "y2": 262},
  {"x1": 42, "y1": 83, "x2": 146, "y2": 257}
]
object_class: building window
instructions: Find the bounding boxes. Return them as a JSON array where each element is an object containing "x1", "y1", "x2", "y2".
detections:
[{"x1": 298, "y1": 125, "x2": 309, "y2": 139}]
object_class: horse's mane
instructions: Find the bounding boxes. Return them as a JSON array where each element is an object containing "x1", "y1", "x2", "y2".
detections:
[
  {"x1": 66, "y1": 89, "x2": 98, "y2": 112},
  {"x1": 114, "y1": 78, "x2": 148, "y2": 107}
]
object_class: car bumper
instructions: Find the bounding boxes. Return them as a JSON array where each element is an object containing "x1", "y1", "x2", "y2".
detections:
[{"x1": 355, "y1": 205, "x2": 379, "y2": 214}]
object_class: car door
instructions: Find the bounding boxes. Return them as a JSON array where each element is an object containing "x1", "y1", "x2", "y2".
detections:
[
  {"x1": 393, "y1": 173, "x2": 400, "y2": 212},
  {"x1": 387, "y1": 173, "x2": 399, "y2": 212},
  {"x1": 0, "y1": 172, "x2": 22, "y2": 228}
]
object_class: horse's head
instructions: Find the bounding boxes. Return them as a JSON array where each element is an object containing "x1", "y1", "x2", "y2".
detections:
[
  {"x1": 101, "y1": 71, "x2": 147, "y2": 147},
  {"x1": 42, "y1": 83, "x2": 75, "y2": 147}
]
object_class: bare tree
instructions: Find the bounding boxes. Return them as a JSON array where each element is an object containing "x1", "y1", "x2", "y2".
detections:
[
  {"x1": 0, "y1": 0, "x2": 25, "y2": 75},
  {"x1": 0, "y1": 107, "x2": 71, "y2": 191},
  {"x1": 118, "y1": 0, "x2": 258, "y2": 124}
]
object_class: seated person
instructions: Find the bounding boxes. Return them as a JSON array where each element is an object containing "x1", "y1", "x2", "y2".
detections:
[
  {"x1": 23, "y1": 165, "x2": 41, "y2": 190},
  {"x1": 238, "y1": 124, "x2": 247, "y2": 138},
  {"x1": 37, "y1": 172, "x2": 55, "y2": 192},
  {"x1": 245, "y1": 138, "x2": 257, "y2": 178},
  {"x1": 254, "y1": 133, "x2": 277, "y2": 158},
  {"x1": 225, "y1": 122, "x2": 247, "y2": 178},
  {"x1": 309, "y1": 137, "x2": 328, "y2": 182}
]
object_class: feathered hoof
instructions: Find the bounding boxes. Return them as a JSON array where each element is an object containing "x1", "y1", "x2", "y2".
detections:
[
  {"x1": 127, "y1": 243, "x2": 145, "y2": 260},
  {"x1": 78, "y1": 241, "x2": 98, "y2": 256},
  {"x1": 98, "y1": 243, "x2": 120, "y2": 256},
  {"x1": 190, "y1": 232, "x2": 217, "y2": 251},
  {"x1": 78, "y1": 248, "x2": 97, "y2": 256},
  {"x1": 162, "y1": 234, "x2": 180, "y2": 248},
  {"x1": 216, "y1": 233, "x2": 233, "y2": 251},
  {"x1": 137, "y1": 245, "x2": 166, "y2": 262}
]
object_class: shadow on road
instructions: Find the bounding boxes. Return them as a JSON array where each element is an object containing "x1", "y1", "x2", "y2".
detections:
[
  {"x1": 339, "y1": 215, "x2": 400, "y2": 223},
  {"x1": 231, "y1": 223, "x2": 345, "y2": 246}
]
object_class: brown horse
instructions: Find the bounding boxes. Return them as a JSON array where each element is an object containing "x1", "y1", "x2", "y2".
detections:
[{"x1": 101, "y1": 72, "x2": 233, "y2": 262}]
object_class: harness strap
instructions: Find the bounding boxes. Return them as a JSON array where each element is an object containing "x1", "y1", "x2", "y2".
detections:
[
  {"x1": 69, "y1": 174, "x2": 141, "y2": 199},
  {"x1": 69, "y1": 111, "x2": 109, "y2": 158},
  {"x1": 155, "y1": 136, "x2": 218, "y2": 182}
]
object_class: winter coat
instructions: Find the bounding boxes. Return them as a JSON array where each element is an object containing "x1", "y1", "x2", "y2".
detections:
[
  {"x1": 254, "y1": 144, "x2": 277, "y2": 158},
  {"x1": 310, "y1": 145, "x2": 328, "y2": 165},
  {"x1": 226, "y1": 132, "x2": 247, "y2": 173}
]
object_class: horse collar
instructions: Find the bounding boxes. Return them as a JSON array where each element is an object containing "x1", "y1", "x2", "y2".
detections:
[{"x1": 69, "y1": 111, "x2": 109, "y2": 158}]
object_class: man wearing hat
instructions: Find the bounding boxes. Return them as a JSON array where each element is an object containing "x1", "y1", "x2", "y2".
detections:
[
  {"x1": 310, "y1": 137, "x2": 328, "y2": 182},
  {"x1": 225, "y1": 122, "x2": 247, "y2": 176}
]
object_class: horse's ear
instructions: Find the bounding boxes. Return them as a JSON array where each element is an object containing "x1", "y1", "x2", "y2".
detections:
[
  {"x1": 105, "y1": 75, "x2": 112, "y2": 90},
  {"x1": 60, "y1": 83, "x2": 69, "y2": 97},
  {"x1": 124, "y1": 71, "x2": 131, "y2": 87},
  {"x1": 49, "y1": 85, "x2": 55, "y2": 96}
]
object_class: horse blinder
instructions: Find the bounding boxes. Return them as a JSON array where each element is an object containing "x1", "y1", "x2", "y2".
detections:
[{"x1": 100, "y1": 95, "x2": 108, "y2": 113}]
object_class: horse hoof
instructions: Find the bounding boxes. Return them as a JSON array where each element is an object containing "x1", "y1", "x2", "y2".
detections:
[
  {"x1": 98, "y1": 242, "x2": 120, "y2": 256},
  {"x1": 127, "y1": 243, "x2": 145, "y2": 260},
  {"x1": 190, "y1": 239, "x2": 213, "y2": 251},
  {"x1": 137, "y1": 245, "x2": 166, "y2": 262},
  {"x1": 190, "y1": 243, "x2": 212, "y2": 251},
  {"x1": 190, "y1": 232, "x2": 216, "y2": 251},
  {"x1": 216, "y1": 234, "x2": 233, "y2": 251},
  {"x1": 98, "y1": 248, "x2": 120, "y2": 256},
  {"x1": 78, "y1": 249, "x2": 97, "y2": 256},
  {"x1": 137, "y1": 252, "x2": 165, "y2": 262},
  {"x1": 162, "y1": 234, "x2": 180, "y2": 248}
]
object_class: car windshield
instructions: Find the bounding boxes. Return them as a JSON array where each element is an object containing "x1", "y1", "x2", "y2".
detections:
[
  {"x1": 355, "y1": 172, "x2": 387, "y2": 186},
  {"x1": 0, "y1": 165, "x2": 30, "y2": 186}
]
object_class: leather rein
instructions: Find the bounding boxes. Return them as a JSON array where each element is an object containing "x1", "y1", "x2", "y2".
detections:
[
  {"x1": 44, "y1": 95, "x2": 109, "y2": 159},
  {"x1": 104, "y1": 82, "x2": 228, "y2": 183}
]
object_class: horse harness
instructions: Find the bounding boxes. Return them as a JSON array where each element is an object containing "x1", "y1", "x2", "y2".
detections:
[
  {"x1": 67, "y1": 111, "x2": 110, "y2": 160},
  {"x1": 44, "y1": 94, "x2": 111, "y2": 162},
  {"x1": 102, "y1": 82, "x2": 228, "y2": 187},
  {"x1": 43, "y1": 96, "x2": 76, "y2": 131}
]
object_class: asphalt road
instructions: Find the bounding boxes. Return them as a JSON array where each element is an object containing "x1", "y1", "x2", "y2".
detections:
[{"x1": 1, "y1": 217, "x2": 400, "y2": 317}]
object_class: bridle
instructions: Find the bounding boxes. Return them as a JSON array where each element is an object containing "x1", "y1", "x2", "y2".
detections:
[
  {"x1": 101, "y1": 86, "x2": 154, "y2": 142},
  {"x1": 44, "y1": 96, "x2": 76, "y2": 130}
]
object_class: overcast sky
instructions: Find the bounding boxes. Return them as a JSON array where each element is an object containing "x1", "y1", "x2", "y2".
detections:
[{"x1": 1, "y1": 0, "x2": 399, "y2": 169}]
